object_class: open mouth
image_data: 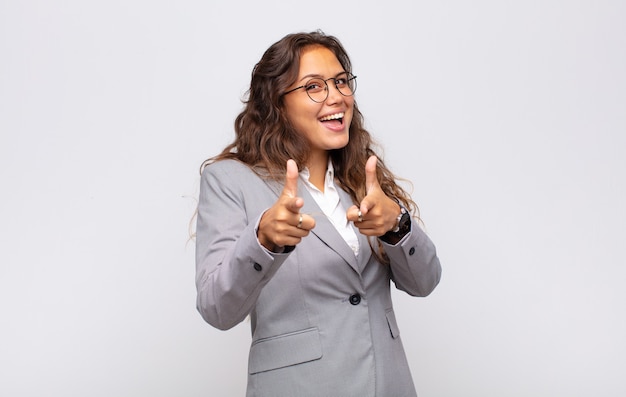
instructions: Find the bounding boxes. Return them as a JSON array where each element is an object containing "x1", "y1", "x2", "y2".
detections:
[{"x1": 319, "y1": 112, "x2": 344, "y2": 128}]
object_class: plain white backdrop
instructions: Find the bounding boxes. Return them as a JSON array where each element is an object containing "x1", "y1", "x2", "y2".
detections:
[{"x1": 1, "y1": 1, "x2": 624, "y2": 396}]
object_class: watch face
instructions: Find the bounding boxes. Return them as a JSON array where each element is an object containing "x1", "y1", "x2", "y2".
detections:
[
  {"x1": 398, "y1": 211, "x2": 411, "y2": 234},
  {"x1": 381, "y1": 208, "x2": 412, "y2": 242}
]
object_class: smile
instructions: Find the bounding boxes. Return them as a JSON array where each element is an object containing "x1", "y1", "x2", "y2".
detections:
[{"x1": 319, "y1": 112, "x2": 344, "y2": 123}]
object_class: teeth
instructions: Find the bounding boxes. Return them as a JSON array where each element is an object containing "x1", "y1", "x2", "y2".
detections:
[{"x1": 320, "y1": 112, "x2": 344, "y2": 121}]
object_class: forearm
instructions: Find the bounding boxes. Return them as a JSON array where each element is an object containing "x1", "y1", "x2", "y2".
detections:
[
  {"x1": 195, "y1": 220, "x2": 290, "y2": 330},
  {"x1": 383, "y1": 226, "x2": 442, "y2": 297}
]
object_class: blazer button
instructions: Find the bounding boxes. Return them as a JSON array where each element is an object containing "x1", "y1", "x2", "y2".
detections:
[
  {"x1": 253, "y1": 263, "x2": 262, "y2": 271},
  {"x1": 349, "y1": 294, "x2": 361, "y2": 305},
  {"x1": 408, "y1": 247, "x2": 416, "y2": 256}
]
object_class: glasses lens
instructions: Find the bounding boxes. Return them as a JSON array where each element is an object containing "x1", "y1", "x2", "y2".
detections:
[
  {"x1": 305, "y1": 78, "x2": 327, "y2": 103},
  {"x1": 336, "y1": 73, "x2": 356, "y2": 97}
]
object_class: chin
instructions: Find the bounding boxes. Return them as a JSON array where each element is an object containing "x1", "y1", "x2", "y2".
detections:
[{"x1": 330, "y1": 137, "x2": 350, "y2": 150}]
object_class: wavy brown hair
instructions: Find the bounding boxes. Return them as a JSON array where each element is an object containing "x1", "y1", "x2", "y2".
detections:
[{"x1": 200, "y1": 31, "x2": 420, "y2": 258}]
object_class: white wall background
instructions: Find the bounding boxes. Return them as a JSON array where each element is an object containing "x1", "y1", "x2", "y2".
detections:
[{"x1": 1, "y1": 1, "x2": 624, "y2": 396}]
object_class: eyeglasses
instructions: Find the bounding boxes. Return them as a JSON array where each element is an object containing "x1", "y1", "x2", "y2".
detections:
[{"x1": 283, "y1": 72, "x2": 357, "y2": 103}]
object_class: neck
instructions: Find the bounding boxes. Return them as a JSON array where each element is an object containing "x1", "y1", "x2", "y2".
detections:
[{"x1": 306, "y1": 151, "x2": 329, "y2": 192}]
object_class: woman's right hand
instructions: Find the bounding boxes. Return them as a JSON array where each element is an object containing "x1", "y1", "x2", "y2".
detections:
[{"x1": 257, "y1": 159, "x2": 316, "y2": 252}]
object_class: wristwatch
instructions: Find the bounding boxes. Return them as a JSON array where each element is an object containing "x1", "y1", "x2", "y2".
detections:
[{"x1": 381, "y1": 206, "x2": 411, "y2": 242}]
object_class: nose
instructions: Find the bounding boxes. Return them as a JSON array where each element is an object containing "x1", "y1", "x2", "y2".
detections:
[{"x1": 325, "y1": 80, "x2": 344, "y2": 104}]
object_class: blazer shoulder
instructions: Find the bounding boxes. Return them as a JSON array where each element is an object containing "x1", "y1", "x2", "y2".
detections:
[
  {"x1": 201, "y1": 159, "x2": 263, "y2": 183},
  {"x1": 201, "y1": 159, "x2": 282, "y2": 198},
  {"x1": 202, "y1": 158, "x2": 250, "y2": 175}
]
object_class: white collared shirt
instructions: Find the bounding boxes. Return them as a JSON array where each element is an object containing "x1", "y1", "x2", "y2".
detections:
[{"x1": 300, "y1": 161, "x2": 360, "y2": 256}]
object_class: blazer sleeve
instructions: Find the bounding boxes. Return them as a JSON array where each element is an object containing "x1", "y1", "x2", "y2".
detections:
[
  {"x1": 195, "y1": 162, "x2": 291, "y2": 330},
  {"x1": 381, "y1": 224, "x2": 442, "y2": 297}
]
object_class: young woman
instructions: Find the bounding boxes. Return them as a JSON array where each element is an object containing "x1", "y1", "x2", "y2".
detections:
[{"x1": 195, "y1": 31, "x2": 442, "y2": 397}]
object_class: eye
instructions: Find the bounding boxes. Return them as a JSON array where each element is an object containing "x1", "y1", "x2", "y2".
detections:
[
  {"x1": 335, "y1": 76, "x2": 348, "y2": 87},
  {"x1": 305, "y1": 79, "x2": 325, "y2": 93}
]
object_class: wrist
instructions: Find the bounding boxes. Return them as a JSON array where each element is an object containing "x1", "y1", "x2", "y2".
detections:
[{"x1": 380, "y1": 206, "x2": 411, "y2": 244}]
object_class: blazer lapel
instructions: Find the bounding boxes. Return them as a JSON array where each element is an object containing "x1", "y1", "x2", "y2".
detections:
[
  {"x1": 335, "y1": 187, "x2": 372, "y2": 271},
  {"x1": 297, "y1": 179, "x2": 363, "y2": 274}
]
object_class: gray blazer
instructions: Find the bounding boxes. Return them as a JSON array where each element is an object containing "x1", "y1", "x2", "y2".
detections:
[{"x1": 196, "y1": 159, "x2": 442, "y2": 397}]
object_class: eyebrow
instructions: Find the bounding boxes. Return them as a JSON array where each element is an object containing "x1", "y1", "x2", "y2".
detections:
[{"x1": 297, "y1": 71, "x2": 347, "y2": 82}]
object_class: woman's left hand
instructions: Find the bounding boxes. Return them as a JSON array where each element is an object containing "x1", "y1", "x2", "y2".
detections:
[{"x1": 346, "y1": 155, "x2": 401, "y2": 237}]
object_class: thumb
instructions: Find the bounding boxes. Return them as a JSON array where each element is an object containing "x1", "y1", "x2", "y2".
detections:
[
  {"x1": 365, "y1": 155, "x2": 380, "y2": 194},
  {"x1": 282, "y1": 159, "x2": 299, "y2": 198}
]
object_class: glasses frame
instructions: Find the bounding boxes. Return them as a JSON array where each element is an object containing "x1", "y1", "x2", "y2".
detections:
[{"x1": 283, "y1": 72, "x2": 357, "y2": 103}]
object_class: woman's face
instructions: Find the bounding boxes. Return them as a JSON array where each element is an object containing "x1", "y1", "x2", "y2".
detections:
[{"x1": 283, "y1": 45, "x2": 354, "y2": 166}]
